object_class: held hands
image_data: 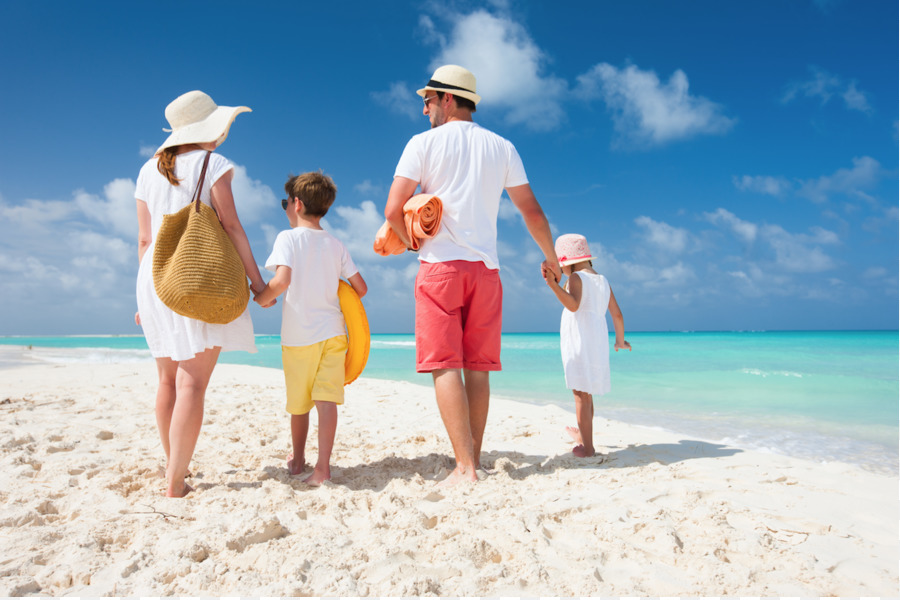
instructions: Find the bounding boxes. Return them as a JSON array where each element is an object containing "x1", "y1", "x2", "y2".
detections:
[
  {"x1": 541, "y1": 261, "x2": 560, "y2": 286},
  {"x1": 615, "y1": 340, "x2": 632, "y2": 352},
  {"x1": 251, "y1": 283, "x2": 277, "y2": 308}
]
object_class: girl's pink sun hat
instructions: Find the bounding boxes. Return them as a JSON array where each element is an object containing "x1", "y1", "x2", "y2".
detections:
[{"x1": 555, "y1": 234, "x2": 597, "y2": 267}]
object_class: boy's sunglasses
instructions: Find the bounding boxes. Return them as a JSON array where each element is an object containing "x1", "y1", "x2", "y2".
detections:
[{"x1": 281, "y1": 198, "x2": 290, "y2": 210}]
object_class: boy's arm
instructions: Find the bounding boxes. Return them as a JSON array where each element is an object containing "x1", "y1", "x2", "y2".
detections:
[
  {"x1": 543, "y1": 269, "x2": 582, "y2": 312},
  {"x1": 254, "y1": 265, "x2": 291, "y2": 307},
  {"x1": 608, "y1": 286, "x2": 631, "y2": 351},
  {"x1": 347, "y1": 272, "x2": 368, "y2": 298}
]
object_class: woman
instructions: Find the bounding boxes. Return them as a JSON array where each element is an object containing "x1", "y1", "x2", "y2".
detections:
[{"x1": 135, "y1": 90, "x2": 266, "y2": 497}]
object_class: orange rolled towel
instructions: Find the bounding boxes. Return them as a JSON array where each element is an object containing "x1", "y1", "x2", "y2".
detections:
[{"x1": 373, "y1": 194, "x2": 443, "y2": 256}]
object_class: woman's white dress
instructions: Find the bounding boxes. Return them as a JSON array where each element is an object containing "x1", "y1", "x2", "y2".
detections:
[
  {"x1": 560, "y1": 272, "x2": 611, "y2": 396},
  {"x1": 135, "y1": 150, "x2": 256, "y2": 361}
]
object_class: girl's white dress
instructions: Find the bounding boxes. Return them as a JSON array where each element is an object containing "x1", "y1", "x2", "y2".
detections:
[
  {"x1": 560, "y1": 272, "x2": 611, "y2": 396},
  {"x1": 135, "y1": 150, "x2": 257, "y2": 361}
]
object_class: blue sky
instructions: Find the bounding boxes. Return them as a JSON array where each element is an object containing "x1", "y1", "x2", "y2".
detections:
[{"x1": 0, "y1": 0, "x2": 896, "y2": 335}]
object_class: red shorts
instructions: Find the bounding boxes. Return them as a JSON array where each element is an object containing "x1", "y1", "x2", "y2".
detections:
[{"x1": 414, "y1": 260, "x2": 502, "y2": 373}]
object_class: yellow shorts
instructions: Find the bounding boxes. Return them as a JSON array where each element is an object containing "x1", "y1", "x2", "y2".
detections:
[{"x1": 282, "y1": 335, "x2": 347, "y2": 415}]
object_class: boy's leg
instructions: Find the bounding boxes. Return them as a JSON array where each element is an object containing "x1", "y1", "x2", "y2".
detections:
[
  {"x1": 304, "y1": 401, "x2": 337, "y2": 486},
  {"x1": 572, "y1": 390, "x2": 595, "y2": 457},
  {"x1": 289, "y1": 413, "x2": 309, "y2": 475}
]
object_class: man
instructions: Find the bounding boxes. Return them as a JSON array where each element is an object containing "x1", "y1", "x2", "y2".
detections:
[{"x1": 385, "y1": 64, "x2": 560, "y2": 486}]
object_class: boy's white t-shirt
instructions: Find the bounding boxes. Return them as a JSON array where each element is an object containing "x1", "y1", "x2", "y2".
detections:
[
  {"x1": 393, "y1": 121, "x2": 528, "y2": 270},
  {"x1": 265, "y1": 227, "x2": 358, "y2": 347}
]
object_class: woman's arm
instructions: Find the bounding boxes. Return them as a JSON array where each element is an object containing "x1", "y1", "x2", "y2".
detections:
[
  {"x1": 136, "y1": 199, "x2": 152, "y2": 264},
  {"x1": 210, "y1": 170, "x2": 266, "y2": 294}
]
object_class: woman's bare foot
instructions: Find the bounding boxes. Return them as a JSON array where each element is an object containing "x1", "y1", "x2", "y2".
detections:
[
  {"x1": 302, "y1": 467, "x2": 330, "y2": 486},
  {"x1": 572, "y1": 444, "x2": 595, "y2": 458},
  {"x1": 165, "y1": 481, "x2": 194, "y2": 498},
  {"x1": 565, "y1": 425, "x2": 583, "y2": 445},
  {"x1": 286, "y1": 453, "x2": 307, "y2": 476},
  {"x1": 436, "y1": 466, "x2": 478, "y2": 488}
]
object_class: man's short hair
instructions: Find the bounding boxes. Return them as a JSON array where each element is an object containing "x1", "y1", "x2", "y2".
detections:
[
  {"x1": 284, "y1": 171, "x2": 337, "y2": 217},
  {"x1": 437, "y1": 91, "x2": 477, "y2": 113}
]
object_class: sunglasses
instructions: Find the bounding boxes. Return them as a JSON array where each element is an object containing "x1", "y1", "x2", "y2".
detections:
[
  {"x1": 281, "y1": 198, "x2": 292, "y2": 210},
  {"x1": 423, "y1": 94, "x2": 438, "y2": 106}
]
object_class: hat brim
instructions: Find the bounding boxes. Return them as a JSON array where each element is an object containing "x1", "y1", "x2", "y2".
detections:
[
  {"x1": 156, "y1": 105, "x2": 251, "y2": 154},
  {"x1": 416, "y1": 85, "x2": 481, "y2": 105},
  {"x1": 559, "y1": 255, "x2": 597, "y2": 267}
]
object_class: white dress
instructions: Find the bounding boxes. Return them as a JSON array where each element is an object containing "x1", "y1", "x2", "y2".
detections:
[
  {"x1": 135, "y1": 150, "x2": 257, "y2": 361},
  {"x1": 560, "y1": 272, "x2": 611, "y2": 396}
]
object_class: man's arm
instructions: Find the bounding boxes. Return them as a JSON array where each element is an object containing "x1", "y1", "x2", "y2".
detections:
[
  {"x1": 385, "y1": 176, "x2": 419, "y2": 249},
  {"x1": 506, "y1": 183, "x2": 561, "y2": 280}
]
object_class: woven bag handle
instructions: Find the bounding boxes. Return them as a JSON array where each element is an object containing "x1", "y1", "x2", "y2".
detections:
[{"x1": 192, "y1": 151, "x2": 212, "y2": 213}]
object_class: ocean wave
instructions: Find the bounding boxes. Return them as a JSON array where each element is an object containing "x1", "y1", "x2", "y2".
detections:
[
  {"x1": 741, "y1": 368, "x2": 804, "y2": 378},
  {"x1": 26, "y1": 347, "x2": 152, "y2": 364}
]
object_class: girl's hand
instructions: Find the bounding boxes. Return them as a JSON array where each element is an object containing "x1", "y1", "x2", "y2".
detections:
[
  {"x1": 615, "y1": 340, "x2": 632, "y2": 352},
  {"x1": 541, "y1": 263, "x2": 558, "y2": 285}
]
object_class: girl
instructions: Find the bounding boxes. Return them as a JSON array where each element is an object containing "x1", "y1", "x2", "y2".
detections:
[{"x1": 542, "y1": 234, "x2": 631, "y2": 457}]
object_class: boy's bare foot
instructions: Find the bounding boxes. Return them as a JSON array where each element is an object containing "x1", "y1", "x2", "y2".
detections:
[
  {"x1": 436, "y1": 466, "x2": 478, "y2": 488},
  {"x1": 165, "y1": 481, "x2": 194, "y2": 498},
  {"x1": 286, "y1": 453, "x2": 307, "y2": 476},
  {"x1": 302, "y1": 467, "x2": 330, "y2": 486},
  {"x1": 572, "y1": 444, "x2": 595, "y2": 458},
  {"x1": 565, "y1": 426, "x2": 583, "y2": 445}
]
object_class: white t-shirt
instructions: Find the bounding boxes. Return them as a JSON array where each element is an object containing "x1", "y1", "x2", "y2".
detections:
[
  {"x1": 265, "y1": 227, "x2": 359, "y2": 347},
  {"x1": 393, "y1": 121, "x2": 528, "y2": 269}
]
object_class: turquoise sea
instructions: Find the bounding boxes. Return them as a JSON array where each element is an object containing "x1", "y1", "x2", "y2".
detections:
[{"x1": 1, "y1": 331, "x2": 897, "y2": 473}]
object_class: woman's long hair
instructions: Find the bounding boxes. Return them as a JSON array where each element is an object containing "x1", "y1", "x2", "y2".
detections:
[{"x1": 156, "y1": 147, "x2": 181, "y2": 186}]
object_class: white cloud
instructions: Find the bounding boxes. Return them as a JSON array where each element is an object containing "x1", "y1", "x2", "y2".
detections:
[
  {"x1": 326, "y1": 200, "x2": 387, "y2": 264},
  {"x1": 74, "y1": 178, "x2": 137, "y2": 236},
  {"x1": 634, "y1": 215, "x2": 690, "y2": 253},
  {"x1": 353, "y1": 179, "x2": 385, "y2": 199},
  {"x1": 426, "y1": 10, "x2": 567, "y2": 131},
  {"x1": 733, "y1": 174, "x2": 792, "y2": 197},
  {"x1": 371, "y1": 81, "x2": 422, "y2": 121},
  {"x1": 576, "y1": 63, "x2": 735, "y2": 145},
  {"x1": 796, "y1": 156, "x2": 883, "y2": 204},
  {"x1": 139, "y1": 145, "x2": 156, "y2": 158},
  {"x1": 760, "y1": 223, "x2": 839, "y2": 273},
  {"x1": 782, "y1": 66, "x2": 872, "y2": 113},
  {"x1": 230, "y1": 163, "x2": 278, "y2": 223},
  {"x1": 703, "y1": 208, "x2": 758, "y2": 243}
]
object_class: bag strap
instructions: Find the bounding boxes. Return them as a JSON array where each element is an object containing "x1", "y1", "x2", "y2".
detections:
[{"x1": 192, "y1": 151, "x2": 212, "y2": 213}]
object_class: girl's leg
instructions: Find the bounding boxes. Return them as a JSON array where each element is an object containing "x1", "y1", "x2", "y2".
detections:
[
  {"x1": 304, "y1": 401, "x2": 337, "y2": 486},
  {"x1": 573, "y1": 390, "x2": 595, "y2": 457},
  {"x1": 165, "y1": 346, "x2": 220, "y2": 497},
  {"x1": 288, "y1": 413, "x2": 310, "y2": 475},
  {"x1": 154, "y1": 357, "x2": 178, "y2": 461}
]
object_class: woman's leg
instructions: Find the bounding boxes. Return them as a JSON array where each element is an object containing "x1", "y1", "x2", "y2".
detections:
[
  {"x1": 165, "y1": 346, "x2": 220, "y2": 497},
  {"x1": 154, "y1": 357, "x2": 178, "y2": 461}
]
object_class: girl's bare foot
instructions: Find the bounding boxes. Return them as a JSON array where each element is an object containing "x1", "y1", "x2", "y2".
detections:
[
  {"x1": 165, "y1": 481, "x2": 194, "y2": 498},
  {"x1": 286, "y1": 453, "x2": 307, "y2": 476},
  {"x1": 302, "y1": 467, "x2": 330, "y2": 486},
  {"x1": 572, "y1": 444, "x2": 595, "y2": 458},
  {"x1": 565, "y1": 425, "x2": 583, "y2": 445}
]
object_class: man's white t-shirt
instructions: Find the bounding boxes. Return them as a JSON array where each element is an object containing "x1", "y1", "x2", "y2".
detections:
[
  {"x1": 265, "y1": 227, "x2": 358, "y2": 347},
  {"x1": 393, "y1": 121, "x2": 528, "y2": 270}
]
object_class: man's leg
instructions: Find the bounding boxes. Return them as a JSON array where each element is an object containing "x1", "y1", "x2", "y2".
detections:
[
  {"x1": 463, "y1": 369, "x2": 490, "y2": 467},
  {"x1": 432, "y1": 368, "x2": 478, "y2": 484}
]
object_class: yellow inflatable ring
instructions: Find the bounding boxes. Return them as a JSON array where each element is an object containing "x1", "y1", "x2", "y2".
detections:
[{"x1": 338, "y1": 280, "x2": 370, "y2": 385}]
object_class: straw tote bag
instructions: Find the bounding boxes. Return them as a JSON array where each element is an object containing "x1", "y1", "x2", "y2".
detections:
[{"x1": 152, "y1": 151, "x2": 250, "y2": 324}]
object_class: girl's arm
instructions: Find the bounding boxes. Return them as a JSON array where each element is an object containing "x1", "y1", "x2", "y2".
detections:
[
  {"x1": 254, "y1": 265, "x2": 290, "y2": 307},
  {"x1": 210, "y1": 170, "x2": 266, "y2": 295},
  {"x1": 348, "y1": 272, "x2": 368, "y2": 298},
  {"x1": 608, "y1": 286, "x2": 631, "y2": 351},
  {"x1": 543, "y1": 269, "x2": 582, "y2": 312}
]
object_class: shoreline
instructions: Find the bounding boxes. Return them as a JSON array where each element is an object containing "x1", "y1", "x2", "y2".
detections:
[{"x1": 0, "y1": 359, "x2": 897, "y2": 596}]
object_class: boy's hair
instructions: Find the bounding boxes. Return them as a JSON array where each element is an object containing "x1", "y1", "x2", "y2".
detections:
[{"x1": 284, "y1": 171, "x2": 337, "y2": 217}]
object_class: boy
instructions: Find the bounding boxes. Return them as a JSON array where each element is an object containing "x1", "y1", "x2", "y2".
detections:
[{"x1": 254, "y1": 172, "x2": 367, "y2": 485}]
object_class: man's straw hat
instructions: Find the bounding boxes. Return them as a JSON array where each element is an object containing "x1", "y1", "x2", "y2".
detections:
[{"x1": 416, "y1": 65, "x2": 482, "y2": 105}]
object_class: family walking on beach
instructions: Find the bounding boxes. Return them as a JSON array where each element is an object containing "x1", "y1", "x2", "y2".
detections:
[{"x1": 134, "y1": 65, "x2": 630, "y2": 497}]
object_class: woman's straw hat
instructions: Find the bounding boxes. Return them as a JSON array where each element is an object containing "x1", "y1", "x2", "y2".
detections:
[
  {"x1": 156, "y1": 90, "x2": 251, "y2": 154},
  {"x1": 417, "y1": 65, "x2": 482, "y2": 105},
  {"x1": 555, "y1": 234, "x2": 597, "y2": 267}
]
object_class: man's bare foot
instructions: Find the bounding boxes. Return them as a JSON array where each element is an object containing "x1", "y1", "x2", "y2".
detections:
[
  {"x1": 287, "y1": 453, "x2": 307, "y2": 476},
  {"x1": 165, "y1": 481, "x2": 194, "y2": 498},
  {"x1": 302, "y1": 467, "x2": 330, "y2": 486},
  {"x1": 436, "y1": 466, "x2": 478, "y2": 488},
  {"x1": 565, "y1": 426, "x2": 583, "y2": 445},
  {"x1": 572, "y1": 444, "x2": 595, "y2": 458}
]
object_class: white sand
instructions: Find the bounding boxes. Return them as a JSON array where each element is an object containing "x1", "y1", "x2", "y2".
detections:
[{"x1": 0, "y1": 351, "x2": 897, "y2": 596}]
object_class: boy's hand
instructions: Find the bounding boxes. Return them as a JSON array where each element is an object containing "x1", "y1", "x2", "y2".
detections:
[
  {"x1": 615, "y1": 340, "x2": 632, "y2": 352},
  {"x1": 254, "y1": 296, "x2": 277, "y2": 308}
]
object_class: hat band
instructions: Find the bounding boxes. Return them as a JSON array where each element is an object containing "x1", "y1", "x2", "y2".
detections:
[
  {"x1": 560, "y1": 254, "x2": 591, "y2": 262},
  {"x1": 426, "y1": 79, "x2": 475, "y2": 94}
]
